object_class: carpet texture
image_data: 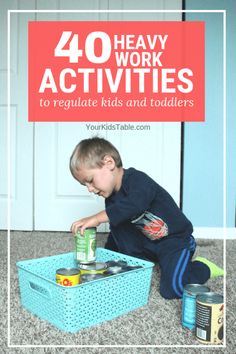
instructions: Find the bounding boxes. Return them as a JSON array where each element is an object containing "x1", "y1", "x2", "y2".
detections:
[{"x1": 0, "y1": 231, "x2": 235, "y2": 353}]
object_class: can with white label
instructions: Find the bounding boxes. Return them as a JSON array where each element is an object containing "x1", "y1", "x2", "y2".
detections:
[{"x1": 75, "y1": 227, "x2": 96, "y2": 264}]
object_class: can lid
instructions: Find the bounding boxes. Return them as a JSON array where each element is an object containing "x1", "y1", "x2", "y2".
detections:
[
  {"x1": 106, "y1": 260, "x2": 127, "y2": 267},
  {"x1": 79, "y1": 262, "x2": 107, "y2": 271},
  {"x1": 56, "y1": 268, "x2": 80, "y2": 276},
  {"x1": 104, "y1": 266, "x2": 123, "y2": 274},
  {"x1": 197, "y1": 292, "x2": 223, "y2": 304},
  {"x1": 184, "y1": 284, "x2": 210, "y2": 295}
]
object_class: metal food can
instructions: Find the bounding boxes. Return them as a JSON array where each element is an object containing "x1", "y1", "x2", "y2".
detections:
[
  {"x1": 182, "y1": 284, "x2": 210, "y2": 330},
  {"x1": 75, "y1": 227, "x2": 96, "y2": 264},
  {"x1": 80, "y1": 273, "x2": 106, "y2": 283},
  {"x1": 103, "y1": 266, "x2": 123, "y2": 275},
  {"x1": 79, "y1": 262, "x2": 107, "y2": 274},
  {"x1": 122, "y1": 265, "x2": 143, "y2": 271},
  {"x1": 195, "y1": 293, "x2": 224, "y2": 344},
  {"x1": 106, "y1": 260, "x2": 127, "y2": 268},
  {"x1": 56, "y1": 268, "x2": 80, "y2": 286}
]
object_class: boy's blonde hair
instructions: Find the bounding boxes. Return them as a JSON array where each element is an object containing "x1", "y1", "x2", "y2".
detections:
[{"x1": 70, "y1": 137, "x2": 122, "y2": 178}]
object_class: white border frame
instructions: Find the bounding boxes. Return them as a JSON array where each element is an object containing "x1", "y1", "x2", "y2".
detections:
[{"x1": 7, "y1": 9, "x2": 227, "y2": 349}]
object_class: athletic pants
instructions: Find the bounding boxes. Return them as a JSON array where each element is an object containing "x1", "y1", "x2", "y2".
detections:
[{"x1": 105, "y1": 231, "x2": 210, "y2": 299}]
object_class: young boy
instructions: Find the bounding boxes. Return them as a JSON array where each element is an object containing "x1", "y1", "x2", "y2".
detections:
[{"x1": 70, "y1": 137, "x2": 224, "y2": 299}]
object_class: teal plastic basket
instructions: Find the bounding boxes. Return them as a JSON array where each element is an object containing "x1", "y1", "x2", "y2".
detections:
[{"x1": 16, "y1": 248, "x2": 154, "y2": 333}]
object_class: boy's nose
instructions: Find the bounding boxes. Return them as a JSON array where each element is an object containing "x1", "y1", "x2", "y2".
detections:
[{"x1": 87, "y1": 184, "x2": 94, "y2": 193}]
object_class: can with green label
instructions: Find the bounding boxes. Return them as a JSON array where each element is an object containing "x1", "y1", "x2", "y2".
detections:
[{"x1": 75, "y1": 227, "x2": 97, "y2": 264}]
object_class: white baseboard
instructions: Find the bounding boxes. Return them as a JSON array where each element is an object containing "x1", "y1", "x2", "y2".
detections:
[{"x1": 193, "y1": 227, "x2": 236, "y2": 240}]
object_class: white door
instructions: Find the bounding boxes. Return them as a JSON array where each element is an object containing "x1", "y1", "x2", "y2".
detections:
[{"x1": 1, "y1": 0, "x2": 182, "y2": 231}]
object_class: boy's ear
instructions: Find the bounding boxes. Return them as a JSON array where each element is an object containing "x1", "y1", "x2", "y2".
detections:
[{"x1": 103, "y1": 155, "x2": 115, "y2": 169}]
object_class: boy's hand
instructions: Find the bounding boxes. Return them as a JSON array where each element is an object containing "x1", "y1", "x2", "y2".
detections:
[{"x1": 70, "y1": 210, "x2": 109, "y2": 236}]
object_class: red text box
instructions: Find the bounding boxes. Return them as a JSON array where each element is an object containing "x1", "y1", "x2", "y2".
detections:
[{"x1": 28, "y1": 21, "x2": 205, "y2": 122}]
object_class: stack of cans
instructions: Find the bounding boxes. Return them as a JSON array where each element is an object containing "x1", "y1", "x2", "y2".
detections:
[
  {"x1": 182, "y1": 284, "x2": 224, "y2": 344},
  {"x1": 78, "y1": 260, "x2": 143, "y2": 283},
  {"x1": 73, "y1": 227, "x2": 143, "y2": 283}
]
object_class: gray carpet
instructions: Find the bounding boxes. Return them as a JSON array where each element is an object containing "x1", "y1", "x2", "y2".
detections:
[{"x1": 0, "y1": 230, "x2": 235, "y2": 353}]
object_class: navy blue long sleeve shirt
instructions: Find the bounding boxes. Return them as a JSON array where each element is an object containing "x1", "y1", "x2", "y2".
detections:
[{"x1": 105, "y1": 168, "x2": 193, "y2": 245}]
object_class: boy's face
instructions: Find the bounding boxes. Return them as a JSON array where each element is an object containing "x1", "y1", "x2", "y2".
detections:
[{"x1": 74, "y1": 156, "x2": 121, "y2": 198}]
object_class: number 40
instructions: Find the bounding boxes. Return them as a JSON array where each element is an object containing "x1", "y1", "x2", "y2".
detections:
[{"x1": 54, "y1": 31, "x2": 112, "y2": 64}]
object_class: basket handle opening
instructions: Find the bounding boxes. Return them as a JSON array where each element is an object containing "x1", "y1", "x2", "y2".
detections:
[{"x1": 29, "y1": 281, "x2": 52, "y2": 299}]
